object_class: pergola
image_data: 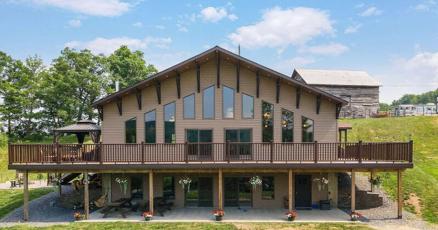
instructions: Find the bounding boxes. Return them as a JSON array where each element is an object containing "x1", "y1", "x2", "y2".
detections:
[
  {"x1": 53, "y1": 120, "x2": 101, "y2": 144},
  {"x1": 338, "y1": 123, "x2": 352, "y2": 143}
]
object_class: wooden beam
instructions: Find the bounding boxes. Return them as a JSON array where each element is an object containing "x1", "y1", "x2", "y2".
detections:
[
  {"x1": 370, "y1": 171, "x2": 375, "y2": 192},
  {"x1": 84, "y1": 172, "x2": 89, "y2": 219},
  {"x1": 218, "y1": 169, "x2": 223, "y2": 210},
  {"x1": 196, "y1": 63, "x2": 200, "y2": 93},
  {"x1": 176, "y1": 72, "x2": 181, "y2": 99},
  {"x1": 149, "y1": 171, "x2": 154, "y2": 215},
  {"x1": 23, "y1": 170, "x2": 29, "y2": 221},
  {"x1": 256, "y1": 71, "x2": 260, "y2": 98},
  {"x1": 116, "y1": 98, "x2": 122, "y2": 116},
  {"x1": 351, "y1": 171, "x2": 356, "y2": 212},
  {"x1": 288, "y1": 169, "x2": 294, "y2": 211},
  {"x1": 296, "y1": 87, "x2": 301, "y2": 109},
  {"x1": 58, "y1": 173, "x2": 62, "y2": 196},
  {"x1": 276, "y1": 79, "x2": 280, "y2": 103},
  {"x1": 336, "y1": 103, "x2": 342, "y2": 119},
  {"x1": 316, "y1": 95, "x2": 322, "y2": 114},
  {"x1": 97, "y1": 106, "x2": 104, "y2": 121},
  {"x1": 397, "y1": 170, "x2": 403, "y2": 219},
  {"x1": 236, "y1": 62, "x2": 240, "y2": 93},
  {"x1": 136, "y1": 89, "x2": 142, "y2": 110},
  {"x1": 216, "y1": 52, "x2": 220, "y2": 88},
  {"x1": 155, "y1": 81, "x2": 161, "y2": 105}
]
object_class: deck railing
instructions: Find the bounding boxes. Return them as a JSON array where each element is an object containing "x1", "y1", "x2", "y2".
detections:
[{"x1": 8, "y1": 141, "x2": 413, "y2": 165}]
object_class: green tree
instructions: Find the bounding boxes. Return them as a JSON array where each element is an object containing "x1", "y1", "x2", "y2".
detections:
[{"x1": 106, "y1": 46, "x2": 157, "y2": 89}]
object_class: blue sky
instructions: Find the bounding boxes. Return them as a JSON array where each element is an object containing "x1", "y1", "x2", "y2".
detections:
[{"x1": 1, "y1": 0, "x2": 438, "y2": 103}]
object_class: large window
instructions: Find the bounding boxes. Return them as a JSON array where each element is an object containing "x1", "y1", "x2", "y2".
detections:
[
  {"x1": 262, "y1": 101, "x2": 274, "y2": 142},
  {"x1": 164, "y1": 102, "x2": 176, "y2": 143},
  {"x1": 125, "y1": 118, "x2": 136, "y2": 143},
  {"x1": 242, "y1": 93, "x2": 254, "y2": 119},
  {"x1": 282, "y1": 109, "x2": 294, "y2": 142},
  {"x1": 222, "y1": 86, "x2": 234, "y2": 119},
  {"x1": 186, "y1": 129, "x2": 213, "y2": 159},
  {"x1": 163, "y1": 176, "x2": 175, "y2": 200},
  {"x1": 262, "y1": 176, "x2": 275, "y2": 200},
  {"x1": 225, "y1": 129, "x2": 252, "y2": 157},
  {"x1": 302, "y1": 116, "x2": 314, "y2": 142},
  {"x1": 183, "y1": 94, "x2": 195, "y2": 119},
  {"x1": 203, "y1": 85, "x2": 215, "y2": 119},
  {"x1": 144, "y1": 110, "x2": 156, "y2": 143}
]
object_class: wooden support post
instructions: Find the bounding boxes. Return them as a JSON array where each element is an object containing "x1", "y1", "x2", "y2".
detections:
[
  {"x1": 397, "y1": 170, "x2": 403, "y2": 219},
  {"x1": 149, "y1": 171, "x2": 154, "y2": 215},
  {"x1": 58, "y1": 173, "x2": 62, "y2": 196},
  {"x1": 314, "y1": 141, "x2": 318, "y2": 163},
  {"x1": 23, "y1": 170, "x2": 29, "y2": 221},
  {"x1": 218, "y1": 169, "x2": 223, "y2": 210},
  {"x1": 136, "y1": 88, "x2": 142, "y2": 110},
  {"x1": 270, "y1": 140, "x2": 274, "y2": 163},
  {"x1": 351, "y1": 171, "x2": 356, "y2": 212},
  {"x1": 370, "y1": 171, "x2": 375, "y2": 192},
  {"x1": 176, "y1": 73, "x2": 181, "y2": 99},
  {"x1": 84, "y1": 172, "x2": 89, "y2": 220},
  {"x1": 288, "y1": 169, "x2": 294, "y2": 211}
]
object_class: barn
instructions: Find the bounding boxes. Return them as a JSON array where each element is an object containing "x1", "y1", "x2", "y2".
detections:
[{"x1": 292, "y1": 69, "x2": 380, "y2": 118}]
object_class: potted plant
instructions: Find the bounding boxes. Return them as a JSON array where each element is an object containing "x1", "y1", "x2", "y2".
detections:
[
  {"x1": 350, "y1": 211, "x2": 361, "y2": 221},
  {"x1": 143, "y1": 211, "x2": 153, "y2": 221},
  {"x1": 73, "y1": 212, "x2": 84, "y2": 221},
  {"x1": 178, "y1": 176, "x2": 192, "y2": 192},
  {"x1": 285, "y1": 210, "x2": 297, "y2": 221},
  {"x1": 249, "y1": 176, "x2": 262, "y2": 189},
  {"x1": 212, "y1": 209, "x2": 224, "y2": 221},
  {"x1": 369, "y1": 176, "x2": 382, "y2": 191}
]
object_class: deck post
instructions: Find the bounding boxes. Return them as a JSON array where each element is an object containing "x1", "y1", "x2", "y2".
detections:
[
  {"x1": 58, "y1": 173, "x2": 62, "y2": 196},
  {"x1": 149, "y1": 171, "x2": 154, "y2": 215},
  {"x1": 370, "y1": 171, "x2": 375, "y2": 192},
  {"x1": 351, "y1": 170, "x2": 356, "y2": 213},
  {"x1": 288, "y1": 169, "x2": 294, "y2": 211},
  {"x1": 84, "y1": 172, "x2": 89, "y2": 220},
  {"x1": 218, "y1": 169, "x2": 223, "y2": 210},
  {"x1": 23, "y1": 170, "x2": 29, "y2": 221},
  {"x1": 314, "y1": 141, "x2": 318, "y2": 163},
  {"x1": 397, "y1": 170, "x2": 403, "y2": 219}
]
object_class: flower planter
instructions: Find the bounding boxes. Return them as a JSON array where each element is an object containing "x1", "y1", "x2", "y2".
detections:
[
  {"x1": 144, "y1": 216, "x2": 152, "y2": 221},
  {"x1": 215, "y1": 215, "x2": 223, "y2": 221},
  {"x1": 287, "y1": 216, "x2": 295, "y2": 221}
]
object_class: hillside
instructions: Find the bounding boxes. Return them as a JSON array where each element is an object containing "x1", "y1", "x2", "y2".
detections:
[{"x1": 343, "y1": 116, "x2": 438, "y2": 223}]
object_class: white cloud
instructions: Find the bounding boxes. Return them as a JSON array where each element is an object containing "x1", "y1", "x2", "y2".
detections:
[
  {"x1": 288, "y1": 56, "x2": 315, "y2": 67},
  {"x1": 414, "y1": 0, "x2": 436, "y2": 11},
  {"x1": 65, "y1": 36, "x2": 172, "y2": 55},
  {"x1": 155, "y1": 25, "x2": 165, "y2": 30},
  {"x1": 199, "y1": 6, "x2": 237, "y2": 22},
  {"x1": 300, "y1": 43, "x2": 349, "y2": 56},
  {"x1": 68, "y1": 19, "x2": 81, "y2": 28},
  {"x1": 132, "y1": 22, "x2": 143, "y2": 27},
  {"x1": 359, "y1": 6, "x2": 382, "y2": 17},
  {"x1": 228, "y1": 7, "x2": 333, "y2": 49},
  {"x1": 176, "y1": 24, "x2": 188, "y2": 32},
  {"x1": 344, "y1": 23, "x2": 362, "y2": 34},
  {"x1": 31, "y1": 0, "x2": 131, "y2": 17}
]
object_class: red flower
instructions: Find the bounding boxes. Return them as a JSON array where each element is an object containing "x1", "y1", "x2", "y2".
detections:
[{"x1": 212, "y1": 209, "x2": 225, "y2": 216}]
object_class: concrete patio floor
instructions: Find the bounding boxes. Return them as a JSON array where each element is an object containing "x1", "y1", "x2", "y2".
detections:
[{"x1": 87, "y1": 207, "x2": 351, "y2": 222}]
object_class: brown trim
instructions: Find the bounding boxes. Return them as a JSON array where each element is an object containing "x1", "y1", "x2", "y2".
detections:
[
  {"x1": 155, "y1": 81, "x2": 161, "y2": 105},
  {"x1": 335, "y1": 103, "x2": 342, "y2": 119},
  {"x1": 276, "y1": 79, "x2": 280, "y2": 104},
  {"x1": 136, "y1": 89, "x2": 142, "y2": 110},
  {"x1": 316, "y1": 95, "x2": 322, "y2": 114},
  {"x1": 256, "y1": 71, "x2": 260, "y2": 98},
  {"x1": 116, "y1": 98, "x2": 122, "y2": 116},
  {"x1": 296, "y1": 87, "x2": 301, "y2": 109},
  {"x1": 236, "y1": 62, "x2": 240, "y2": 93},
  {"x1": 216, "y1": 51, "x2": 220, "y2": 88},
  {"x1": 196, "y1": 62, "x2": 201, "y2": 93},
  {"x1": 176, "y1": 72, "x2": 181, "y2": 99}
]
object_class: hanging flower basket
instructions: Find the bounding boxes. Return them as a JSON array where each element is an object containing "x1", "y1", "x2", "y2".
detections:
[
  {"x1": 285, "y1": 210, "x2": 297, "y2": 221},
  {"x1": 369, "y1": 176, "x2": 382, "y2": 190},
  {"x1": 212, "y1": 209, "x2": 224, "y2": 221},
  {"x1": 115, "y1": 177, "x2": 128, "y2": 196},
  {"x1": 313, "y1": 176, "x2": 329, "y2": 191},
  {"x1": 249, "y1": 176, "x2": 262, "y2": 189},
  {"x1": 178, "y1": 176, "x2": 192, "y2": 192}
]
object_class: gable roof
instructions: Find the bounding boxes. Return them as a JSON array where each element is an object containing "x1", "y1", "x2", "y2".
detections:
[
  {"x1": 93, "y1": 46, "x2": 347, "y2": 107},
  {"x1": 293, "y1": 69, "x2": 380, "y2": 87}
]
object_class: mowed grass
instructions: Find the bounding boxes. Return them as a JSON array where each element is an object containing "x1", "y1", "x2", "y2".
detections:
[
  {"x1": 342, "y1": 116, "x2": 438, "y2": 223},
  {"x1": 0, "y1": 222, "x2": 373, "y2": 230},
  {"x1": 0, "y1": 188, "x2": 53, "y2": 219}
]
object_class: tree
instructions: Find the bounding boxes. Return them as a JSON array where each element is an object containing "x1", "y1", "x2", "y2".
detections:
[
  {"x1": 106, "y1": 46, "x2": 157, "y2": 90},
  {"x1": 392, "y1": 89, "x2": 438, "y2": 105}
]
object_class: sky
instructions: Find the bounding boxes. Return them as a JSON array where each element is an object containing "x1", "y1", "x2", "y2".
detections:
[{"x1": 1, "y1": 0, "x2": 438, "y2": 103}]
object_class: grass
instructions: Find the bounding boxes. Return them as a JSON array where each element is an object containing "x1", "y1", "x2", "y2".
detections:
[
  {"x1": 342, "y1": 116, "x2": 438, "y2": 223},
  {"x1": 0, "y1": 187, "x2": 54, "y2": 219},
  {"x1": 0, "y1": 222, "x2": 373, "y2": 230}
]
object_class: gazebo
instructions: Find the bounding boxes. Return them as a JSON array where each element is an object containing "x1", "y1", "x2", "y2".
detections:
[
  {"x1": 53, "y1": 120, "x2": 101, "y2": 144},
  {"x1": 338, "y1": 123, "x2": 352, "y2": 143}
]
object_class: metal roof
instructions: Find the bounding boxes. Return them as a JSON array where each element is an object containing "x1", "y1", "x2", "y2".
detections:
[
  {"x1": 294, "y1": 69, "x2": 380, "y2": 87},
  {"x1": 53, "y1": 120, "x2": 100, "y2": 133}
]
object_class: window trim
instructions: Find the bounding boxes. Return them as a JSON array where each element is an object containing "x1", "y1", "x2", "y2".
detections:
[
  {"x1": 183, "y1": 93, "x2": 196, "y2": 120},
  {"x1": 125, "y1": 117, "x2": 137, "y2": 144},
  {"x1": 241, "y1": 93, "x2": 254, "y2": 119},
  {"x1": 163, "y1": 101, "x2": 176, "y2": 144},
  {"x1": 144, "y1": 109, "x2": 156, "y2": 143},
  {"x1": 261, "y1": 176, "x2": 275, "y2": 200},
  {"x1": 261, "y1": 100, "x2": 274, "y2": 143},
  {"x1": 301, "y1": 116, "x2": 315, "y2": 143},
  {"x1": 222, "y1": 85, "x2": 235, "y2": 119},
  {"x1": 202, "y1": 85, "x2": 215, "y2": 120},
  {"x1": 281, "y1": 108, "x2": 294, "y2": 143}
]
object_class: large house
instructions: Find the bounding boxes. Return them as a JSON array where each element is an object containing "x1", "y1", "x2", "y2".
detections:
[
  {"x1": 292, "y1": 69, "x2": 380, "y2": 118},
  {"x1": 8, "y1": 46, "x2": 412, "y2": 221}
]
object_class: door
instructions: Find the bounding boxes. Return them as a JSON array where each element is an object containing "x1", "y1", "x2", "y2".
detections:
[
  {"x1": 198, "y1": 177, "x2": 213, "y2": 207},
  {"x1": 295, "y1": 175, "x2": 312, "y2": 209},
  {"x1": 186, "y1": 129, "x2": 213, "y2": 160},
  {"x1": 224, "y1": 177, "x2": 252, "y2": 207},
  {"x1": 225, "y1": 129, "x2": 252, "y2": 159}
]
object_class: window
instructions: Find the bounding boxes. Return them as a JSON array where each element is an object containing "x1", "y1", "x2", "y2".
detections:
[
  {"x1": 242, "y1": 94, "x2": 254, "y2": 119},
  {"x1": 222, "y1": 86, "x2": 234, "y2": 118},
  {"x1": 125, "y1": 118, "x2": 136, "y2": 143},
  {"x1": 302, "y1": 116, "x2": 314, "y2": 142},
  {"x1": 163, "y1": 176, "x2": 175, "y2": 200},
  {"x1": 144, "y1": 110, "x2": 156, "y2": 143},
  {"x1": 262, "y1": 176, "x2": 274, "y2": 200},
  {"x1": 282, "y1": 109, "x2": 294, "y2": 142},
  {"x1": 225, "y1": 129, "x2": 252, "y2": 156},
  {"x1": 203, "y1": 86, "x2": 215, "y2": 119},
  {"x1": 262, "y1": 101, "x2": 274, "y2": 142},
  {"x1": 183, "y1": 94, "x2": 195, "y2": 119},
  {"x1": 186, "y1": 129, "x2": 213, "y2": 159},
  {"x1": 164, "y1": 102, "x2": 176, "y2": 143}
]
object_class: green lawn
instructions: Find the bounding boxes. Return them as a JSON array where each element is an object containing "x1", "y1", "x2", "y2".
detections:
[
  {"x1": 0, "y1": 222, "x2": 373, "y2": 230},
  {"x1": 0, "y1": 188, "x2": 54, "y2": 219},
  {"x1": 342, "y1": 116, "x2": 438, "y2": 223}
]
